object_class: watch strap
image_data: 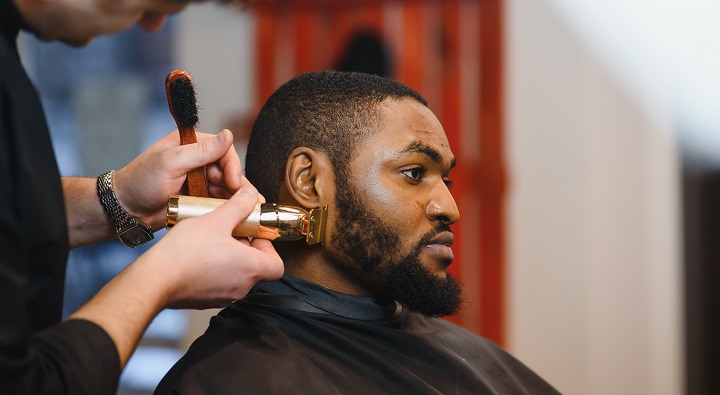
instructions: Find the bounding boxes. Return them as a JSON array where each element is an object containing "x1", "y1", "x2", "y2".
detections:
[{"x1": 97, "y1": 170, "x2": 154, "y2": 248}]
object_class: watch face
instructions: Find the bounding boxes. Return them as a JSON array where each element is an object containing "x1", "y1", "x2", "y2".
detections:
[{"x1": 118, "y1": 223, "x2": 154, "y2": 248}]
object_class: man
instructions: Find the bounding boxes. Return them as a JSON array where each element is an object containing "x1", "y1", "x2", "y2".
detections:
[
  {"x1": 1, "y1": 0, "x2": 282, "y2": 393},
  {"x1": 155, "y1": 71, "x2": 558, "y2": 394}
]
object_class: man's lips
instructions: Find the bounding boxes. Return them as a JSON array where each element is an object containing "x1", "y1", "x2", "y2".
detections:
[
  {"x1": 424, "y1": 232, "x2": 455, "y2": 263},
  {"x1": 427, "y1": 232, "x2": 454, "y2": 247}
]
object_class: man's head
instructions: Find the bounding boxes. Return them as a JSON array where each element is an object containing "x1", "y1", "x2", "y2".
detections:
[
  {"x1": 246, "y1": 70, "x2": 427, "y2": 203},
  {"x1": 246, "y1": 71, "x2": 463, "y2": 317}
]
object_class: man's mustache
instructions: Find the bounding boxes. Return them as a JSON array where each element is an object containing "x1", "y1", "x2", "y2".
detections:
[{"x1": 414, "y1": 224, "x2": 453, "y2": 251}]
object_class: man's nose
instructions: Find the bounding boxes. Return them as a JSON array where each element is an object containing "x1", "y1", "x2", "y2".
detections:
[{"x1": 425, "y1": 186, "x2": 460, "y2": 225}]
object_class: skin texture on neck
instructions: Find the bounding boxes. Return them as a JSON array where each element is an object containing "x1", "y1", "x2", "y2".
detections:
[{"x1": 278, "y1": 243, "x2": 369, "y2": 295}]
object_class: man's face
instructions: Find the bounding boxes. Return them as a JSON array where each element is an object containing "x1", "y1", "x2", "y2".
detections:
[
  {"x1": 15, "y1": 0, "x2": 187, "y2": 46},
  {"x1": 328, "y1": 98, "x2": 462, "y2": 317}
]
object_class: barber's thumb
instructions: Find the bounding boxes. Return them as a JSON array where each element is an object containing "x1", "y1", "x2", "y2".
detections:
[
  {"x1": 212, "y1": 185, "x2": 259, "y2": 230},
  {"x1": 179, "y1": 130, "x2": 232, "y2": 170}
]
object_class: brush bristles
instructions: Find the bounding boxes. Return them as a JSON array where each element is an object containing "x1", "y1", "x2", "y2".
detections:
[{"x1": 169, "y1": 77, "x2": 199, "y2": 128}]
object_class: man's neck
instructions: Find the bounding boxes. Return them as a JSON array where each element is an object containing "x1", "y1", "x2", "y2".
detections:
[{"x1": 277, "y1": 243, "x2": 378, "y2": 298}]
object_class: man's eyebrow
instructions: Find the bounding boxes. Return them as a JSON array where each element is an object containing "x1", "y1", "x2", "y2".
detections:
[
  {"x1": 398, "y1": 140, "x2": 456, "y2": 169},
  {"x1": 400, "y1": 141, "x2": 441, "y2": 162}
]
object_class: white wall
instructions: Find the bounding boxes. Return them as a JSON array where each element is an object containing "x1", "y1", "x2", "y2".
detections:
[
  {"x1": 506, "y1": 1, "x2": 683, "y2": 394},
  {"x1": 174, "y1": 3, "x2": 256, "y2": 160}
]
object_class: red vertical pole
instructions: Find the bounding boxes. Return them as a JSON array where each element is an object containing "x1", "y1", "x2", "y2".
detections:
[
  {"x1": 255, "y1": 5, "x2": 277, "y2": 107},
  {"x1": 398, "y1": 0, "x2": 423, "y2": 91},
  {"x1": 478, "y1": 0, "x2": 506, "y2": 347},
  {"x1": 360, "y1": 0, "x2": 384, "y2": 37},
  {"x1": 329, "y1": 6, "x2": 353, "y2": 67},
  {"x1": 294, "y1": 2, "x2": 315, "y2": 75},
  {"x1": 440, "y1": 0, "x2": 463, "y2": 327}
]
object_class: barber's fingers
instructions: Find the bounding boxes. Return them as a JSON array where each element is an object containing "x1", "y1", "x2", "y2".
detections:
[
  {"x1": 206, "y1": 163, "x2": 224, "y2": 186},
  {"x1": 206, "y1": 161, "x2": 233, "y2": 199},
  {"x1": 250, "y1": 237, "x2": 280, "y2": 256},
  {"x1": 208, "y1": 185, "x2": 259, "y2": 232},
  {"x1": 206, "y1": 166, "x2": 267, "y2": 203},
  {"x1": 236, "y1": 176, "x2": 266, "y2": 203},
  {"x1": 208, "y1": 183, "x2": 234, "y2": 200},
  {"x1": 249, "y1": 238, "x2": 284, "y2": 280},
  {"x1": 170, "y1": 130, "x2": 234, "y2": 175},
  {"x1": 216, "y1": 130, "x2": 242, "y2": 191},
  {"x1": 206, "y1": 176, "x2": 256, "y2": 201},
  {"x1": 198, "y1": 130, "x2": 242, "y2": 191}
]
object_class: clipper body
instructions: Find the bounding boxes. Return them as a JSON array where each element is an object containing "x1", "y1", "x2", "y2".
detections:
[{"x1": 167, "y1": 195, "x2": 327, "y2": 245}]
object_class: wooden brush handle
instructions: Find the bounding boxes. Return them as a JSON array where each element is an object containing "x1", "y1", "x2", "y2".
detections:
[{"x1": 179, "y1": 127, "x2": 210, "y2": 198}]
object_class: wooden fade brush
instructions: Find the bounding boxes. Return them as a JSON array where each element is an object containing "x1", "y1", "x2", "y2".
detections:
[{"x1": 165, "y1": 70, "x2": 210, "y2": 198}]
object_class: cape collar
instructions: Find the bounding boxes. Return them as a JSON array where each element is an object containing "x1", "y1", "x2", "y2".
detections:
[{"x1": 251, "y1": 275, "x2": 400, "y2": 321}]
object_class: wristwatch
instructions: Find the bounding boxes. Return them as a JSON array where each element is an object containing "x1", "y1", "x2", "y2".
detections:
[{"x1": 97, "y1": 170, "x2": 154, "y2": 248}]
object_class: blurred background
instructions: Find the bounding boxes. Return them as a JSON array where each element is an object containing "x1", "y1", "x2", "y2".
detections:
[{"x1": 18, "y1": 0, "x2": 720, "y2": 393}]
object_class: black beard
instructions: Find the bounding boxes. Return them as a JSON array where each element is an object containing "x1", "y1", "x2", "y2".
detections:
[
  {"x1": 383, "y1": 231, "x2": 463, "y2": 317},
  {"x1": 332, "y1": 173, "x2": 463, "y2": 317}
]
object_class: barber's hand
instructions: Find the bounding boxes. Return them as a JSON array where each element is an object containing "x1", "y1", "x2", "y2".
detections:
[
  {"x1": 112, "y1": 129, "x2": 246, "y2": 230},
  {"x1": 136, "y1": 185, "x2": 284, "y2": 309}
]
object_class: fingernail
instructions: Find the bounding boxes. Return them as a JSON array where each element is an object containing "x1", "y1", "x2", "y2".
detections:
[{"x1": 239, "y1": 186, "x2": 257, "y2": 198}]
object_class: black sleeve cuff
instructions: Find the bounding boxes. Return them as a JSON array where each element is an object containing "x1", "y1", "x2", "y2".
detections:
[{"x1": 33, "y1": 319, "x2": 121, "y2": 395}]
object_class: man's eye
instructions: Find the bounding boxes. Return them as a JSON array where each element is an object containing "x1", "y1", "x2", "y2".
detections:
[
  {"x1": 443, "y1": 178, "x2": 455, "y2": 188},
  {"x1": 402, "y1": 167, "x2": 424, "y2": 181}
]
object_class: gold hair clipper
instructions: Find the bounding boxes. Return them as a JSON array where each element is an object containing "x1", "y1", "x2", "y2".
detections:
[{"x1": 166, "y1": 195, "x2": 328, "y2": 245}]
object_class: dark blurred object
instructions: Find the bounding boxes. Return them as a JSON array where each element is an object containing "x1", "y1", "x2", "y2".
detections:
[
  {"x1": 683, "y1": 158, "x2": 720, "y2": 395},
  {"x1": 336, "y1": 29, "x2": 392, "y2": 77}
]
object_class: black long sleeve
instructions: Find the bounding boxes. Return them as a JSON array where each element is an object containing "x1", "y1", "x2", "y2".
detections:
[
  {"x1": 0, "y1": 1, "x2": 121, "y2": 392},
  {"x1": 1, "y1": 320, "x2": 121, "y2": 394}
]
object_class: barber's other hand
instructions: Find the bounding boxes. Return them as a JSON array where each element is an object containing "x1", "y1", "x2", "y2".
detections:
[
  {"x1": 136, "y1": 185, "x2": 284, "y2": 309},
  {"x1": 113, "y1": 129, "x2": 248, "y2": 230}
]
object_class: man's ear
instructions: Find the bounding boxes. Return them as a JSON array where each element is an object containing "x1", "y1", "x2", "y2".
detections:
[{"x1": 284, "y1": 147, "x2": 332, "y2": 209}]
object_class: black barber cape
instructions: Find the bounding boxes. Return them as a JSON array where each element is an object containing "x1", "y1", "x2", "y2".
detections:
[
  {"x1": 0, "y1": 0, "x2": 120, "y2": 393},
  {"x1": 156, "y1": 276, "x2": 559, "y2": 394}
]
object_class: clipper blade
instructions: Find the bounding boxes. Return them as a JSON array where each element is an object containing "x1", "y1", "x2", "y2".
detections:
[{"x1": 305, "y1": 206, "x2": 328, "y2": 245}]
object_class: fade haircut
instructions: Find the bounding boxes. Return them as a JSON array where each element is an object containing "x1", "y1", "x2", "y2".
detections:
[{"x1": 245, "y1": 70, "x2": 427, "y2": 201}]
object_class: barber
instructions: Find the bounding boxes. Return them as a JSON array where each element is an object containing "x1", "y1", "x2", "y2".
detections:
[{"x1": 0, "y1": 0, "x2": 283, "y2": 393}]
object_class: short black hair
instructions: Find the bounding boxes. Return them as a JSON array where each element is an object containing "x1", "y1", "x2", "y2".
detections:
[{"x1": 245, "y1": 70, "x2": 427, "y2": 201}]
